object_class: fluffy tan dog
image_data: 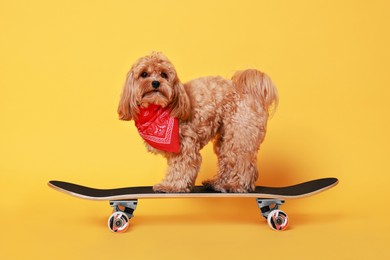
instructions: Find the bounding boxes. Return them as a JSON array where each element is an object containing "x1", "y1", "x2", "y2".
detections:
[{"x1": 118, "y1": 52, "x2": 278, "y2": 193}]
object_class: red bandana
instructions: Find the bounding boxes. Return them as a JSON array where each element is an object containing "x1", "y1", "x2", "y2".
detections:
[{"x1": 134, "y1": 104, "x2": 180, "y2": 153}]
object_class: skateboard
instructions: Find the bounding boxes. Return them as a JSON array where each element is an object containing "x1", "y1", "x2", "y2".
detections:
[{"x1": 48, "y1": 177, "x2": 338, "y2": 232}]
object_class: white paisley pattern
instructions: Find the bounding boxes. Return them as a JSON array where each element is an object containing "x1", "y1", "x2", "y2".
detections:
[{"x1": 135, "y1": 106, "x2": 175, "y2": 144}]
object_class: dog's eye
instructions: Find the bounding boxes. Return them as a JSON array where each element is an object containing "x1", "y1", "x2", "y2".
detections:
[
  {"x1": 140, "y1": 72, "x2": 148, "y2": 78},
  {"x1": 160, "y1": 72, "x2": 168, "y2": 79}
]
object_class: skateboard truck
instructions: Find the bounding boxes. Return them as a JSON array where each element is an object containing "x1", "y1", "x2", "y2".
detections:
[
  {"x1": 256, "y1": 199, "x2": 288, "y2": 231},
  {"x1": 108, "y1": 200, "x2": 138, "y2": 233}
]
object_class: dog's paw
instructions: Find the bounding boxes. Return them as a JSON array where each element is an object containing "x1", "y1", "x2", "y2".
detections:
[
  {"x1": 202, "y1": 179, "x2": 220, "y2": 191},
  {"x1": 153, "y1": 183, "x2": 191, "y2": 193},
  {"x1": 202, "y1": 179, "x2": 253, "y2": 193},
  {"x1": 202, "y1": 179, "x2": 228, "y2": 192},
  {"x1": 224, "y1": 184, "x2": 252, "y2": 193}
]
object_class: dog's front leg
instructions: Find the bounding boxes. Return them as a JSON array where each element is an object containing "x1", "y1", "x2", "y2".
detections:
[{"x1": 153, "y1": 147, "x2": 202, "y2": 193}]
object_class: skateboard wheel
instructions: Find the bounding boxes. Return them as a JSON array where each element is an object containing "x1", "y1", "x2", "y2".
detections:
[
  {"x1": 267, "y1": 210, "x2": 288, "y2": 231},
  {"x1": 108, "y1": 212, "x2": 129, "y2": 233}
]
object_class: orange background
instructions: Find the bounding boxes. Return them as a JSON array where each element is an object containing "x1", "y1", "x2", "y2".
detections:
[{"x1": 1, "y1": 0, "x2": 389, "y2": 259}]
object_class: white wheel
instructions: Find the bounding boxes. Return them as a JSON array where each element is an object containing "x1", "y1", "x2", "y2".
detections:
[
  {"x1": 108, "y1": 212, "x2": 130, "y2": 233},
  {"x1": 267, "y1": 210, "x2": 288, "y2": 231}
]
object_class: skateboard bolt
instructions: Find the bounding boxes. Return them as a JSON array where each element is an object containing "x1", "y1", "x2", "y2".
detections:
[
  {"x1": 115, "y1": 219, "x2": 123, "y2": 227},
  {"x1": 275, "y1": 217, "x2": 284, "y2": 225}
]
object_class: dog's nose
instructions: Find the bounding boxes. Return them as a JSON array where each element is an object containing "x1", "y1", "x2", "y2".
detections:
[{"x1": 152, "y1": 81, "x2": 160, "y2": 89}]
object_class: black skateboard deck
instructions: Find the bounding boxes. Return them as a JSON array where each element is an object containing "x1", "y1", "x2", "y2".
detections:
[
  {"x1": 48, "y1": 177, "x2": 338, "y2": 232},
  {"x1": 48, "y1": 178, "x2": 338, "y2": 200}
]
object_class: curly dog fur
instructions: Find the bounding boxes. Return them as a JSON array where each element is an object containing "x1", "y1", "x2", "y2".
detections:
[{"x1": 118, "y1": 52, "x2": 278, "y2": 193}]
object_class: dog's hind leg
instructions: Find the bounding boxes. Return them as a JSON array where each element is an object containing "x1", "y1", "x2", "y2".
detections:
[{"x1": 203, "y1": 103, "x2": 267, "y2": 192}]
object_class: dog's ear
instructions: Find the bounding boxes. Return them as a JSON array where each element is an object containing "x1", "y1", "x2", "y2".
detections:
[
  {"x1": 118, "y1": 70, "x2": 139, "y2": 121},
  {"x1": 170, "y1": 79, "x2": 191, "y2": 121}
]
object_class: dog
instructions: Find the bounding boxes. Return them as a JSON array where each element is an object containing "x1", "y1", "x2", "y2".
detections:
[{"x1": 118, "y1": 52, "x2": 278, "y2": 193}]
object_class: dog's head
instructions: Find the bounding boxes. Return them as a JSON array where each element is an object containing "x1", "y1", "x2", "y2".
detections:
[{"x1": 118, "y1": 52, "x2": 190, "y2": 121}]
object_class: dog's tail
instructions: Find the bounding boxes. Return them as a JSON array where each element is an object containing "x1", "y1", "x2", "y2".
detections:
[{"x1": 232, "y1": 69, "x2": 278, "y2": 116}]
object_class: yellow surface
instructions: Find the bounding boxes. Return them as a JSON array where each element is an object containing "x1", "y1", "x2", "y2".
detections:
[{"x1": 1, "y1": 0, "x2": 389, "y2": 259}]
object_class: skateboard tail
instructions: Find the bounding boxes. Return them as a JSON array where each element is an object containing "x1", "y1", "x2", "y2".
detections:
[{"x1": 48, "y1": 182, "x2": 104, "y2": 201}]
